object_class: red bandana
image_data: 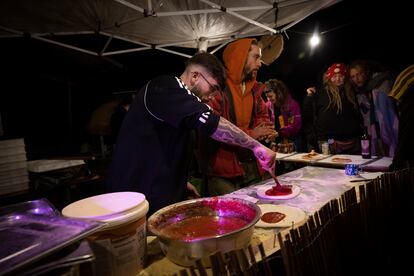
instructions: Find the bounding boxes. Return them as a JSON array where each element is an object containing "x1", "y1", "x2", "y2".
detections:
[{"x1": 325, "y1": 63, "x2": 347, "y2": 80}]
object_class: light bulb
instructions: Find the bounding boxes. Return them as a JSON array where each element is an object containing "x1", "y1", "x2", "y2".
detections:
[{"x1": 309, "y1": 34, "x2": 320, "y2": 47}]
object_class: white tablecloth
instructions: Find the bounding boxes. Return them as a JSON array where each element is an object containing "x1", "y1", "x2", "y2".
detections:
[
  {"x1": 231, "y1": 166, "x2": 363, "y2": 215},
  {"x1": 141, "y1": 166, "x2": 381, "y2": 275}
]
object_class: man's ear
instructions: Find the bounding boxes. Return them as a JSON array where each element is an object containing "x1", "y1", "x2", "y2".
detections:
[
  {"x1": 191, "y1": 71, "x2": 199, "y2": 80},
  {"x1": 188, "y1": 72, "x2": 197, "y2": 88}
]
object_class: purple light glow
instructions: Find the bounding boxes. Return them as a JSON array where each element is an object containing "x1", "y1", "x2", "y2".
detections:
[{"x1": 170, "y1": 214, "x2": 186, "y2": 223}]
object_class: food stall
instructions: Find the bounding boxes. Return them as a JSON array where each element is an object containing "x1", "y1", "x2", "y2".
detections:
[{"x1": 1, "y1": 160, "x2": 387, "y2": 275}]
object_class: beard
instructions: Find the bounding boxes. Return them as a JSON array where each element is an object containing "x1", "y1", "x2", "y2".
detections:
[
  {"x1": 191, "y1": 85, "x2": 209, "y2": 103},
  {"x1": 243, "y1": 67, "x2": 257, "y2": 82}
]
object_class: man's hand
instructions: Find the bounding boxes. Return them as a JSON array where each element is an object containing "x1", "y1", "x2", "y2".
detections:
[
  {"x1": 253, "y1": 144, "x2": 276, "y2": 172},
  {"x1": 263, "y1": 130, "x2": 278, "y2": 142},
  {"x1": 251, "y1": 123, "x2": 276, "y2": 140},
  {"x1": 306, "y1": 87, "x2": 316, "y2": 96}
]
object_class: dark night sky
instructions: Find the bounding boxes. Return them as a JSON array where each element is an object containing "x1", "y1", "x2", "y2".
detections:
[{"x1": 0, "y1": 0, "x2": 411, "y2": 158}]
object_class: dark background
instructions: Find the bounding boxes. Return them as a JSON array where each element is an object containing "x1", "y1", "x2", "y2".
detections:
[{"x1": 0, "y1": 0, "x2": 411, "y2": 158}]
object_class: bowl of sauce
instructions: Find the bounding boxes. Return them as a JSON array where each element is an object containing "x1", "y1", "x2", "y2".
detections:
[{"x1": 147, "y1": 196, "x2": 261, "y2": 267}]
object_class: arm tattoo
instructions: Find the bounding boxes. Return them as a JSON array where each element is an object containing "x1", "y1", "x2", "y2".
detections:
[{"x1": 211, "y1": 117, "x2": 260, "y2": 150}]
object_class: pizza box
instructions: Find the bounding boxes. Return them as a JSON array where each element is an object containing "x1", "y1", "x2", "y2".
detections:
[
  {"x1": 0, "y1": 138, "x2": 25, "y2": 149},
  {"x1": 0, "y1": 161, "x2": 28, "y2": 172},
  {"x1": 0, "y1": 153, "x2": 27, "y2": 165}
]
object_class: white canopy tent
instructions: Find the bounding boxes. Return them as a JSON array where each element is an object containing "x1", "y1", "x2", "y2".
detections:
[{"x1": 0, "y1": 0, "x2": 340, "y2": 58}]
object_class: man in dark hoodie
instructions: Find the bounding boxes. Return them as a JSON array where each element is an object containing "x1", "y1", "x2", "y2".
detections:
[
  {"x1": 106, "y1": 52, "x2": 276, "y2": 215},
  {"x1": 197, "y1": 38, "x2": 277, "y2": 196}
]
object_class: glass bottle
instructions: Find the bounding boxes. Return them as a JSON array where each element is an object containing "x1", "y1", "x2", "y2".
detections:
[{"x1": 361, "y1": 129, "x2": 371, "y2": 159}]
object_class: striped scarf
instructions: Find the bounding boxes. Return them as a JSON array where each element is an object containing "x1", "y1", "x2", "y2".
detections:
[{"x1": 389, "y1": 64, "x2": 414, "y2": 101}]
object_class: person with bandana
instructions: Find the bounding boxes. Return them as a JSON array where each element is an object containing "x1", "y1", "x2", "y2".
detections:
[{"x1": 303, "y1": 63, "x2": 362, "y2": 154}]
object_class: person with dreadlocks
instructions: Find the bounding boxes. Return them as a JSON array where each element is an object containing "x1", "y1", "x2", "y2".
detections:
[{"x1": 303, "y1": 63, "x2": 363, "y2": 154}]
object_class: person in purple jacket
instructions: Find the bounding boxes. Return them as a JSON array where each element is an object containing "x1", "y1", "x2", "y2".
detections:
[{"x1": 264, "y1": 79, "x2": 302, "y2": 152}]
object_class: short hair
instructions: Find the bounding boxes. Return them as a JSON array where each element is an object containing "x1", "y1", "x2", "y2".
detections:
[{"x1": 185, "y1": 52, "x2": 226, "y2": 91}]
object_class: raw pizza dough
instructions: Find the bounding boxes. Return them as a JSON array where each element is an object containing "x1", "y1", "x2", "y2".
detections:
[
  {"x1": 255, "y1": 204, "x2": 307, "y2": 228},
  {"x1": 331, "y1": 157, "x2": 352, "y2": 163}
]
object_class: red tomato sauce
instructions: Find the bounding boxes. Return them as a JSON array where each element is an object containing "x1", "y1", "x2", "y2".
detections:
[
  {"x1": 261, "y1": 212, "x2": 286, "y2": 223},
  {"x1": 265, "y1": 185, "x2": 292, "y2": 196},
  {"x1": 160, "y1": 215, "x2": 248, "y2": 241}
]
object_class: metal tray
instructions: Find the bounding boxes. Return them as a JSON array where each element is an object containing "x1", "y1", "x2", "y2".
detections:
[
  {"x1": 0, "y1": 212, "x2": 103, "y2": 275},
  {"x1": 0, "y1": 198, "x2": 60, "y2": 217}
]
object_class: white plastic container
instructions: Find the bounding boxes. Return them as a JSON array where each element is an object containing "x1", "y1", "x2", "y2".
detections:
[
  {"x1": 321, "y1": 142, "x2": 330, "y2": 155},
  {"x1": 62, "y1": 192, "x2": 149, "y2": 276}
]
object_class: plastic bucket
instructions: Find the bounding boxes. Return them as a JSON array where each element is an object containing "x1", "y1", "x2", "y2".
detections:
[{"x1": 62, "y1": 192, "x2": 149, "y2": 276}]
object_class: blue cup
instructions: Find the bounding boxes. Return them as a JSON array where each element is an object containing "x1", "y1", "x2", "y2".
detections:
[{"x1": 345, "y1": 164, "x2": 359, "y2": 176}]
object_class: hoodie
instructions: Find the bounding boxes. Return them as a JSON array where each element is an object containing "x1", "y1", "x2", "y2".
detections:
[
  {"x1": 197, "y1": 39, "x2": 271, "y2": 178},
  {"x1": 223, "y1": 38, "x2": 256, "y2": 129}
]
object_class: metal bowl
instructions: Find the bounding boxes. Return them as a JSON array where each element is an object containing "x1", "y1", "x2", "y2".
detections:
[{"x1": 147, "y1": 196, "x2": 261, "y2": 267}]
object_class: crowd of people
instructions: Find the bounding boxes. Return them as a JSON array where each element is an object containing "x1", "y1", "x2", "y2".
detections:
[{"x1": 101, "y1": 37, "x2": 411, "y2": 215}]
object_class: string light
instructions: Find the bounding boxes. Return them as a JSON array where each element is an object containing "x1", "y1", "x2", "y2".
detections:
[
  {"x1": 309, "y1": 33, "x2": 320, "y2": 48},
  {"x1": 288, "y1": 21, "x2": 352, "y2": 49}
]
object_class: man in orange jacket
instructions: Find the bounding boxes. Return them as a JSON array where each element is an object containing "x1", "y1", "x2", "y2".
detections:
[{"x1": 197, "y1": 38, "x2": 277, "y2": 195}]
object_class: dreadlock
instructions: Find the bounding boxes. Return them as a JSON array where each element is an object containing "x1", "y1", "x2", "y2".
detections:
[{"x1": 323, "y1": 78, "x2": 357, "y2": 114}]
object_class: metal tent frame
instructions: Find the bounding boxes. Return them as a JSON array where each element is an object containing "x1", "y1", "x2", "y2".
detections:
[{"x1": 0, "y1": 0, "x2": 339, "y2": 58}]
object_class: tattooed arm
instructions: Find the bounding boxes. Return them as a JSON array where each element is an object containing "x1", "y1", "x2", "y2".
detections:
[{"x1": 210, "y1": 117, "x2": 276, "y2": 171}]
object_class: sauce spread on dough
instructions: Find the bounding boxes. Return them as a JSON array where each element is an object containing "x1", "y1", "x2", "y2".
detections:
[
  {"x1": 265, "y1": 185, "x2": 293, "y2": 196},
  {"x1": 160, "y1": 215, "x2": 248, "y2": 241},
  {"x1": 261, "y1": 212, "x2": 286, "y2": 223}
]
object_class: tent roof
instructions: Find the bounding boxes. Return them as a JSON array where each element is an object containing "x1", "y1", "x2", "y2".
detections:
[{"x1": 0, "y1": 0, "x2": 340, "y2": 58}]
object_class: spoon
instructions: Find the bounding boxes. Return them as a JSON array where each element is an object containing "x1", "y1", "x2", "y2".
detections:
[{"x1": 268, "y1": 169, "x2": 282, "y2": 187}]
